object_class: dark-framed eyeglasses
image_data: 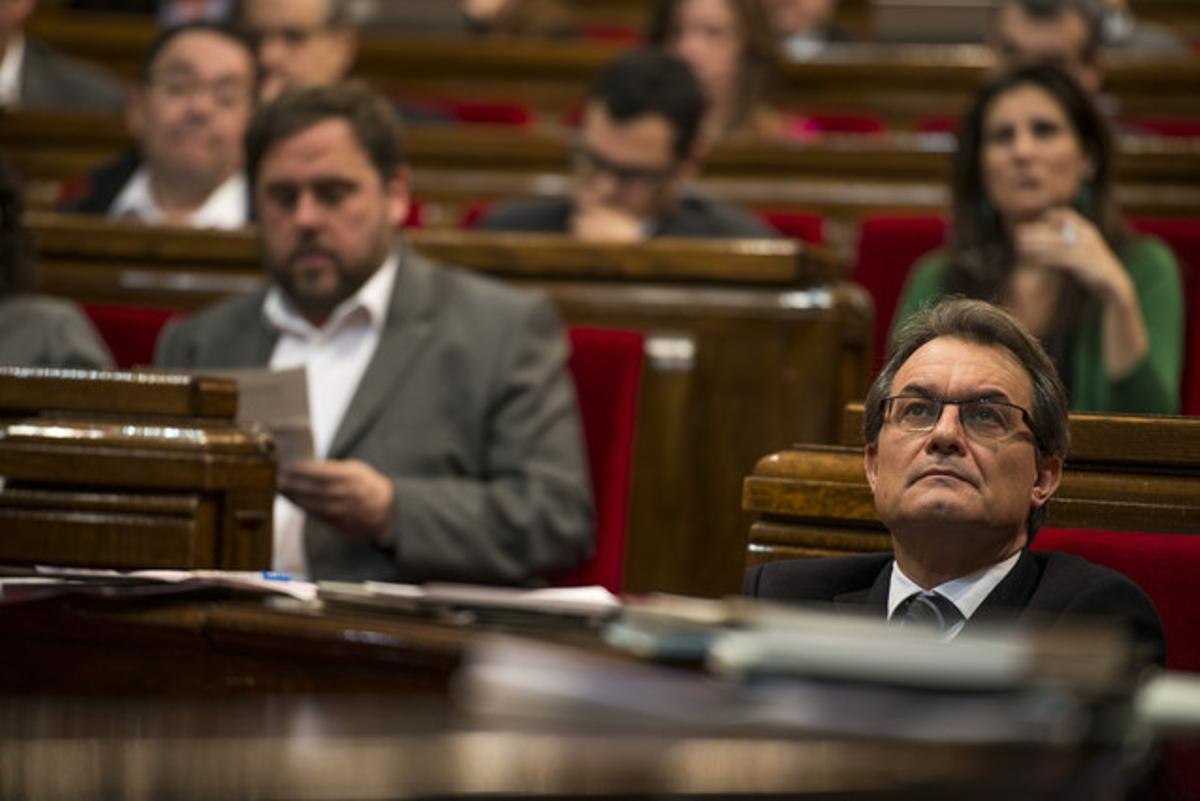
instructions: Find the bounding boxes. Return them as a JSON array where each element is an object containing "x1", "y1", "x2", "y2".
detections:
[
  {"x1": 571, "y1": 145, "x2": 678, "y2": 190},
  {"x1": 882, "y1": 395, "x2": 1038, "y2": 446}
]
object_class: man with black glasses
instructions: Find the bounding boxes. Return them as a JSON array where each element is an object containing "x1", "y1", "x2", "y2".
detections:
[
  {"x1": 476, "y1": 48, "x2": 776, "y2": 242},
  {"x1": 744, "y1": 298, "x2": 1165, "y2": 662}
]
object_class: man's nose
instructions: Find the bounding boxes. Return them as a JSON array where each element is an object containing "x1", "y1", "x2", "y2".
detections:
[
  {"x1": 259, "y1": 37, "x2": 287, "y2": 69},
  {"x1": 925, "y1": 404, "x2": 968, "y2": 454},
  {"x1": 292, "y1": 191, "x2": 324, "y2": 229}
]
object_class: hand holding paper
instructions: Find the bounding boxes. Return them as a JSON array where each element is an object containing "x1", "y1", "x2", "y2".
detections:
[{"x1": 279, "y1": 459, "x2": 395, "y2": 539}]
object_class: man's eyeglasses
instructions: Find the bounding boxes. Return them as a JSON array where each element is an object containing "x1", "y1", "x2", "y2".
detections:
[
  {"x1": 882, "y1": 395, "x2": 1038, "y2": 445},
  {"x1": 149, "y1": 73, "x2": 252, "y2": 110},
  {"x1": 572, "y1": 146, "x2": 677, "y2": 190}
]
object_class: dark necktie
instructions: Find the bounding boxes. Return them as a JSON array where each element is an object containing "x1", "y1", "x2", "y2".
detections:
[{"x1": 892, "y1": 591, "x2": 964, "y2": 635}]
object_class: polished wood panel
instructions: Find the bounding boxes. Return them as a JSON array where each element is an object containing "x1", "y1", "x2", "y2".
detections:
[
  {"x1": 7, "y1": 112, "x2": 1199, "y2": 230},
  {"x1": 745, "y1": 411, "x2": 1200, "y2": 566},
  {"x1": 25, "y1": 214, "x2": 871, "y2": 596},
  {"x1": 0, "y1": 369, "x2": 274, "y2": 571}
]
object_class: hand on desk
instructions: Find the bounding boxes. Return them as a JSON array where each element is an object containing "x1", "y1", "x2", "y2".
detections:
[{"x1": 279, "y1": 459, "x2": 394, "y2": 539}]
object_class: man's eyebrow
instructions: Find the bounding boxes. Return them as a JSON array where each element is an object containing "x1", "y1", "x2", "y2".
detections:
[{"x1": 894, "y1": 383, "x2": 1014, "y2": 402}]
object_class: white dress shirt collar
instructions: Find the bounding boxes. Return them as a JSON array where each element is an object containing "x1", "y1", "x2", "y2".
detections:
[
  {"x1": 263, "y1": 250, "x2": 398, "y2": 341},
  {"x1": 0, "y1": 35, "x2": 25, "y2": 108},
  {"x1": 109, "y1": 166, "x2": 249, "y2": 230},
  {"x1": 887, "y1": 550, "x2": 1023, "y2": 630}
]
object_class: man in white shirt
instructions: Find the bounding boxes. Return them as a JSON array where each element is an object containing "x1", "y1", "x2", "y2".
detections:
[
  {"x1": 65, "y1": 22, "x2": 256, "y2": 229},
  {"x1": 156, "y1": 81, "x2": 594, "y2": 585},
  {"x1": 743, "y1": 298, "x2": 1165, "y2": 663},
  {"x1": 0, "y1": 0, "x2": 125, "y2": 111}
]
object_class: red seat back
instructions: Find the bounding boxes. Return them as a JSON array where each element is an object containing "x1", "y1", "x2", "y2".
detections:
[
  {"x1": 852, "y1": 215, "x2": 947, "y2": 370},
  {"x1": 1033, "y1": 527, "x2": 1200, "y2": 801},
  {"x1": 1032, "y1": 528, "x2": 1200, "y2": 672},
  {"x1": 553, "y1": 327, "x2": 643, "y2": 593},
  {"x1": 1130, "y1": 218, "x2": 1200, "y2": 415},
  {"x1": 760, "y1": 210, "x2": 825, "y2": 244},
  {"x1": 81, "y1": 303, "x2": 177, "y2": 369}
]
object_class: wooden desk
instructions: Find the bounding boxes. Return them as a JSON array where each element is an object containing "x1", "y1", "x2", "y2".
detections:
[
  {"x1": 0, "y1": 587, "x2": 1135, "y2": 798},
  {"x1": 26, "y1": 214, "x2": 872, "y2": 596},
  {"x1": 743, "y1": 408, "x2": 1200, "y2": 564},
  {"x1": 0, "y1": 368, "x2": 274, "y2": 571}
]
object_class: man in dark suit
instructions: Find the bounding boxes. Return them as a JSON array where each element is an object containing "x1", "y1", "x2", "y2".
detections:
[
  {"x1": 156, "y1": 81, "x2": 594, "y2": 584},
  {"x1": 475, "y1": 48, "x2": 777, "y2": 242},
  {"x1": 0, "y1": 0, "x2": 125, "y2": 111},
  {"x1": 744, "y1": 298, "x2": 1165, "y2": 664}
]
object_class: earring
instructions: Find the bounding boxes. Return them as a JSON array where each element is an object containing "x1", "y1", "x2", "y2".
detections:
[{"x1": 1074, "y1": 182, "x2": 1094, "y2": 214}]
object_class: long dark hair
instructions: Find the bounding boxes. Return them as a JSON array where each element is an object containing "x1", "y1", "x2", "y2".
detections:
[
  {"x1": 645, "y1": 0, "x2": 779, "y2": 135},
  {"x1": 946, "y1": 63, "x2": 1127, "y2": 356},
  {"x1": 0, "y1": 157, "x2": 32, "y2": 297}
]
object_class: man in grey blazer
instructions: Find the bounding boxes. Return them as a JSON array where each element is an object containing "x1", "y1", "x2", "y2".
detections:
[
  {"x1": 1, "y1": 0, "x2": 125, "y2": 111},
  {"x1": 156, "y1": 81, "x2": 594, "y2": 584}
]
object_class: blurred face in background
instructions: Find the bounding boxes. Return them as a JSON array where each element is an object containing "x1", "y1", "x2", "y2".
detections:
[
  {"x1": 767, "y1": 0, "x2": 836, "y2": 36},
  {"x1": 0, "y1": 0, "x2": 34, "y2": 47},
  {"x1": 572, "y1": 100, "x2": 691, "y2": 225},
  {"x1": 991, "y1": 2, "x2": 1100, "y2": 94},
  {"x1": 241, "y1": 0, "x2": 356, "y2": 101},
  {"x1": 669, "y1": 0, "x2": 743, "y2": 109},
  {"x1": 980, "y1": 83, "x2": 1093, "y2": 224},
  {"x1": 130, "y1": 29, "x2": 256, "y2": 189}
]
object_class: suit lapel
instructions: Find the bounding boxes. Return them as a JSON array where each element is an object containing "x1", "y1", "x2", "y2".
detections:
[
  {"x1": 970, "y1": 548, "x2": 1040, "y2": 625},
  {"x1": 833, "y1": 558, "x2": 892, "y2": 618},
  {"x1": 327, "y1": 244, "x2": 437, "y2": 458}
]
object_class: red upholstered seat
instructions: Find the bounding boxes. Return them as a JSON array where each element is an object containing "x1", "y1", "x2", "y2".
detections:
[
  {"x1": 1118, "y1": 117, "x2": 1200, "y2": 138},
  {"x1": 81, "y1": 303, "x2": 177, "y2": 369},
  {"x1": 1130, "y1": 218, "x2": 1200, "y2": 414},
  {"x1": 553, "y1": 327, "x2": 643, "y2": 593},
  {"x1": 1032, "y1": 527, "x2": 1200, "y2": 801},
  {"x1": 851, "y1": 215, "x2": 946, "y2": 370},
  {"x1": 760, "y1": 210, "x2": 825, "y2": 244},
  {"x1": 1032, "y1": 528, "x2": 1200, "y2": 672},
  {"x1": 784, "y1": 112, "x2": 886, "y2": 139}
]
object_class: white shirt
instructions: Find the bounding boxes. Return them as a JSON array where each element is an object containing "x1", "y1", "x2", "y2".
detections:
[
  {"x1": 263, "y1": 253, "x2": 399, "y2": 578},
  {"x1": 109, "y1": 167, "x2": 248, "y2": 230},
  {"x1": 887, "y1": 551, "x2": 1022, "y2": 639},
  {"x1": 0, "y1": 36, "x2": 25, "y2": 108}
]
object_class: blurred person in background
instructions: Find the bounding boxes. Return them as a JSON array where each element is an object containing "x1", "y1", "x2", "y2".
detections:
[
  {"x1": 988, "y1": 0, "x2": 1104, "y2": 94},
  {"x1": 892, "y1": 64, "x2": 1183, "y2": 414},
  {"x1": 646, "y1": 0, "x2": 783, "y2": 143},
  {"x1": 0, "y1": 157, "x2": 112, "y2": 368},
  {"x1": 0, "y1": 0, "x2": 125, "y2": 110},
  {"x1": 64, "y1": 22, "x2": 256, "y2": 229},
  {"x1": 767, "y1": 0, "x2": 853, "y2": 60},
  {"x1": 1099, "y1": 0, "x2": 1189, "y2": 57},
  {"x1": 476, "y1": 48, "x2": 776, "y2": 242},
  {"x1": 239, "y1": 0, "x2": 357, "y2": 101}
]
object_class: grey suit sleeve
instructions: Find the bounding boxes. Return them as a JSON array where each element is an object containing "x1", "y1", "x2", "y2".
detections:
[
  {"x1": 380, "y1": 296, "x2": 595, "y2": 584},
  {"x1": 153, "y1": 318, "x2": 192, "y2": 368}
]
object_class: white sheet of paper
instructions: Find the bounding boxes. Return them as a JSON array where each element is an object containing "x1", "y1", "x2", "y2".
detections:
[{"x1": 210, "y1": 366, "x2": 315, "y2": 465}]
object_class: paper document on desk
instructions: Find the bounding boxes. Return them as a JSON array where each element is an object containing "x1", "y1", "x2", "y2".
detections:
[{"x1": 216, "y1": 366, "x2": 314, "y2": 465}]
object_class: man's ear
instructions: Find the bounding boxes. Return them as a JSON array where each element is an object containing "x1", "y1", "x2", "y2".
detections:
[
  {"x1": 1030, "y1": 453, "x2": 1062, "y2": 510},
  {"x1": 333, "y1": 28, "x2": 358, "y2": 78},
  {"x1": 386, "y1": 165, "x2": 412, "y2": 229},
  {"x1": 864, "y1": 442, "x2": 879, "y2": 494}
]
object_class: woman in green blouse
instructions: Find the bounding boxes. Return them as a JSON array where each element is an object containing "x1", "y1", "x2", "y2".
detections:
[{"x1": 893, "y1": 64, "x2": 1183, "y2": 414}]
